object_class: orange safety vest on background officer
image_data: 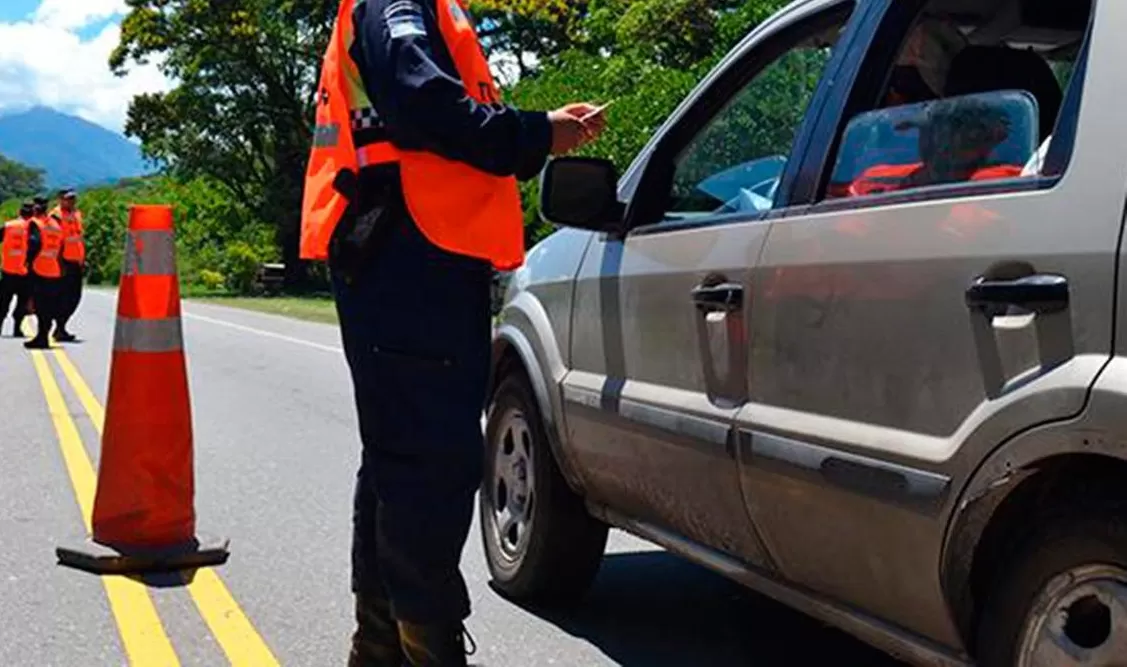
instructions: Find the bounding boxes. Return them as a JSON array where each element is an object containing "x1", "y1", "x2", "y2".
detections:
[
  {"x1": 2, "y1": 217, "x2": 30, "y2": 276},
  {"x1": 52, "y1": 206, "x2": 86, "y2": 264},
  {"x1": 301, "y1": 0, "x2": 525, "y2": 270},
  {"x1": 32, "y1": 217, "x2": 63, "y2": 279}
]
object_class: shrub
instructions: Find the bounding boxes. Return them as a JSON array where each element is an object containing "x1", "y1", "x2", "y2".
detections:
[
  {"x1": 199, "y1": 269, "x2": 227, "y2": 291},
  {"x1": 223, "y1": 241, "x2": 263, "y2": 295}
]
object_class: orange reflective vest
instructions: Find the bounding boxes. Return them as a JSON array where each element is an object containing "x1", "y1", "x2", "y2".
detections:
[
  {"x1": 847, "y1": 162, "x2": 1026, "y2": 197},
  {"x1": 32, "y1": 217, "x2": 64, "y2": 279},
  {"x1": 301, "y1": 0, "x2": 525, "y2": 269},
  {"x1": 52, "y1": 207, "x2": 86, "y2": 263},
  {"x1": 2, "y1": 218, "x2": 30, "y2": 276}
]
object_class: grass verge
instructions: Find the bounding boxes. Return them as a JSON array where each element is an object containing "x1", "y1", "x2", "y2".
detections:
[
  {"x1": 187, "y1": 295, "x2": 339, "y2": 325},
  {"x1": 90, "y1": 284, "x2": 341, "y2": 325}
]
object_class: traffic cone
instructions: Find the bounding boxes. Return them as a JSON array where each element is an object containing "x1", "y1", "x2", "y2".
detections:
[{"x1": 56, "y1": 205, "x2": 229, "y2": 575}]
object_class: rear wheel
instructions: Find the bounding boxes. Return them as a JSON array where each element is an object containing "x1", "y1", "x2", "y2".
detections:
[
  {"x1": 976, "y1": 513, "x2": 1127, "y2": 666},
  {"x1": 480, "y1": 370, "x2": 608, "y2": 603}
]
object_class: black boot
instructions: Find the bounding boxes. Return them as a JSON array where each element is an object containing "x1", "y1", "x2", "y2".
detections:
[
  {"x1": 348, "y1": 592, "x2": 404, "y2": 667},
  {"x1": 398, "y1": 622, "x2": 476, "y2": 667},
  {"x1": 24, "y1": 336, "x2": 49, "y2": 349}
]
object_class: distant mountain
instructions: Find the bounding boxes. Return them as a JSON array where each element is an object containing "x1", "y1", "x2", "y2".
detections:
[{"x1": 0, "y1": 107, "x2": 154, "y2": 189}]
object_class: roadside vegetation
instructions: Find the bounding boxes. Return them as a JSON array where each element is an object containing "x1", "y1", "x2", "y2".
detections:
[
  {"x1": 2, "y1": 0, "x2": 791, "y2": 313},
  {"x1": 0, "y1": 155, "x2": 44, "y2": 201},
  {"x1": 187, "y1": 293, "x2": 339, "y2": 324}
]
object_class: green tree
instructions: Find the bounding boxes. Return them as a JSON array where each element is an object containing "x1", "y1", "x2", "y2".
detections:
[
  {"x1": 0, "y1": 154, "x2": 45, "y2": 203},
  {"x1": 470, "y1": 0, "x2": 592, "y2": 78},
  {"x1": 110, "y1": 0, "x2": 337, "y2": 287},
  {"x1": 472, "y1": 0, "x2": 785, "y2": 69},
  {"x1": 108, "y1": 0, "x2": 792, "y2": 272}
]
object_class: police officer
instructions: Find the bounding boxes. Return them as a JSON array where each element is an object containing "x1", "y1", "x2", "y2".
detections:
[
  {"x1": 51, "y1": 189, "x2": 85, "y2": 342},
  {"x1": 24, "y1": 196, "x2": 64, "y2": 350},
  {"x1": 0, "y1": 202, "x2": 35, "y2": 337},
  {"x1": 301, "y1": 1, "x2": 605, "y2": 665}
]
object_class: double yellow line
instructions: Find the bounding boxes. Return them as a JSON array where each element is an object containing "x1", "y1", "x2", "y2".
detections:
[{"x1": 30, "y1": 343, "x2": 280, "y2": 666}]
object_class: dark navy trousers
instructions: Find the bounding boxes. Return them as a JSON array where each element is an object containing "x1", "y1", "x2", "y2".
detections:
[{"x1": 333, "y1": 216, "x2": 492, "y2": 624}]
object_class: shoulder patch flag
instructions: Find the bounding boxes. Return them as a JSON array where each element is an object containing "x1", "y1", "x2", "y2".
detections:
[{"x1": 386, "y1": 1, "x2": 427, "y2": 39}]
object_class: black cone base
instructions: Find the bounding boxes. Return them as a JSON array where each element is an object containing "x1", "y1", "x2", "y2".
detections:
[{"x1": 56, "y1": 534, "x2": 230, "y2": 575}]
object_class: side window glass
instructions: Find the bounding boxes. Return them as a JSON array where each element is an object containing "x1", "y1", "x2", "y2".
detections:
[
  {"x1": 828, "y1": 91, "x2": 1039, "y2": 198},
  {"x1": 666, "y1": 12, "x2": 853, "y2": 219},
  {"x1": 819, "y1": 1, "x2": 1094, "y2": 204}
]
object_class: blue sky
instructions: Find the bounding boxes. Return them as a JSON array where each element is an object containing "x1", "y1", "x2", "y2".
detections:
[
  {"x1": 0, "y1": 0, "x2": 168, "y2": 133},
  {"x1": 0, "y1": 1, "x2": 39, "y2": 22}
]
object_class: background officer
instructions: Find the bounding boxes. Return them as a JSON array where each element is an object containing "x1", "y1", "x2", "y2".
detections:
[
  {"x1": 0, "y1": 202, "x2": 35, "y2": 337},
  {"x1": 24, "y1": 196, "x2": 64, "y2": 350},
  {"x1": 51, "y1": 188, "x2": 85, "y2": 342},
  {"x1": 302, "y1": 0, "x2": 606, "y2": 665}
]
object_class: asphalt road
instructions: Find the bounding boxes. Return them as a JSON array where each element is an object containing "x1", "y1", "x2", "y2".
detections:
[{"x1": 0, "y1": 288, "x2": 907, "y2": 666}]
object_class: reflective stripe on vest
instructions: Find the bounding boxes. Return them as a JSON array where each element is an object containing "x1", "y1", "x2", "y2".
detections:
[
  {"x1": 2, "y1": 219, "x2": 30, "y2": 276},
  {"x1": 32, "y1": 219, "x2": 64, "y2": 279},
  {"x1": 300, "y1": 0, "x2": 525, "y2": 269}
]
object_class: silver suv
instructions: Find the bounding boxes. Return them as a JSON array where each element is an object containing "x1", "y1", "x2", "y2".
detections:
[{"x1": 481, "y1": 0, "x2": 1126, "y2": 665}]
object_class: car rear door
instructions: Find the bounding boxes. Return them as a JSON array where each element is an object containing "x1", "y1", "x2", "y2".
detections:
[
  {"x1": 562, "y1": 0, "x2": 865, "y2": 565},
  {"x1": 735, "y1": 0, "x2": 1120, "y2": 646}
]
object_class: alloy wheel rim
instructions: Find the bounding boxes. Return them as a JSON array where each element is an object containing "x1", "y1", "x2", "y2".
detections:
[
  {"x1": 490, "y1": 407, "x2": 535, "y2": 564},
  {"x1": 1017, "y1": 564, "x2": 1127, "y2": 666}
]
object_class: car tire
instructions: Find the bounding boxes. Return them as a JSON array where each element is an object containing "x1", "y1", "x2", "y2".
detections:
[
  {"x1": 480, "y1": 370, "x2": 608, "y2": 604},
  {"x1": 976, "y1": 512, "x2": 1127, "y2": 666}
]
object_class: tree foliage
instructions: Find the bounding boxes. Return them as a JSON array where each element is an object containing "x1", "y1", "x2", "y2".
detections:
[
  {"x1": 109, "y1": 0, "x2": 793, "y2": 277},
  {"x1": 111, "y1": 0, "x2": 337, "y2": 286},
  {"x1": 0, "y1": 154, "x2": 45, "y2": 204}
]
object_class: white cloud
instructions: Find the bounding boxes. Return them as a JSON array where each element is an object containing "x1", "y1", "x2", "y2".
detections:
[
  {"x1": 34, "y1": 0, "x2": 127, "y2": 31},
  {"x1": 0, "y1": 0, "x2": 171, "y2": 132}
]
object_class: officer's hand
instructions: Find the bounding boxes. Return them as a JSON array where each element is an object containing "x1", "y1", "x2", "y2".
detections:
[
  {"x1": 549, "y1": 104, "x2": 600, "y2": 155},
  {"x1": 557, "y1": 102, "x2": 608, "y2": 140},
  {"x1": 564, "y1": 102, "x2": 608, "y2": 140},
  {"x1": 548, "y1": 108, "x2": 586, "y2": 155}
]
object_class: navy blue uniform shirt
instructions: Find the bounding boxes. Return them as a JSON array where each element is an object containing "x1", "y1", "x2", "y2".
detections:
[
  {"x1": 26, "y1": 219, "x2": 42, "y2": 271},
  {"x1": 351, "y1": 0, "x2": 552, "y2": 181}
]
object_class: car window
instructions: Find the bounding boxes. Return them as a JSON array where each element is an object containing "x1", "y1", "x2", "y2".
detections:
[
  {"x1": 827, "y1": 91, "x2": 1039, "y2": 198},
  {"x1": 665, "y1": 13, "x2": 853, "y2": 219},
  {"x1": 817, "y1": 0, "x2": 1093, "y2": 205}
]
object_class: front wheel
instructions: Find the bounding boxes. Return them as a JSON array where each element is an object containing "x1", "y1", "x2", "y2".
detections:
[
  {"x1": 976, "y1": 513, "x2": 1127, "y2": 666},
  {"x1": 480, "y1": 371, "x2": 608, "y2": 604}
]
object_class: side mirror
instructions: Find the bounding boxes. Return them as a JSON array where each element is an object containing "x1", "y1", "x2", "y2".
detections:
[{"x1": 540, "y1": 157, "x2": 625, "y2": 233}]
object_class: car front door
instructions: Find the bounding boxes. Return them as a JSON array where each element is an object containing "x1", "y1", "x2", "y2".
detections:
[
  {"x1": 736, "y1": 0, "x2": 1120, "y2": 646},
  {"x1": 562, "y1": 0, "x2": 863, "y2": 565}
]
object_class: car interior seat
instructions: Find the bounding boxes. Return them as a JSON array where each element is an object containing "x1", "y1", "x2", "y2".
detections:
[{"x1": 943, "y1": 45, "x2": 1063, "y2": 140}]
